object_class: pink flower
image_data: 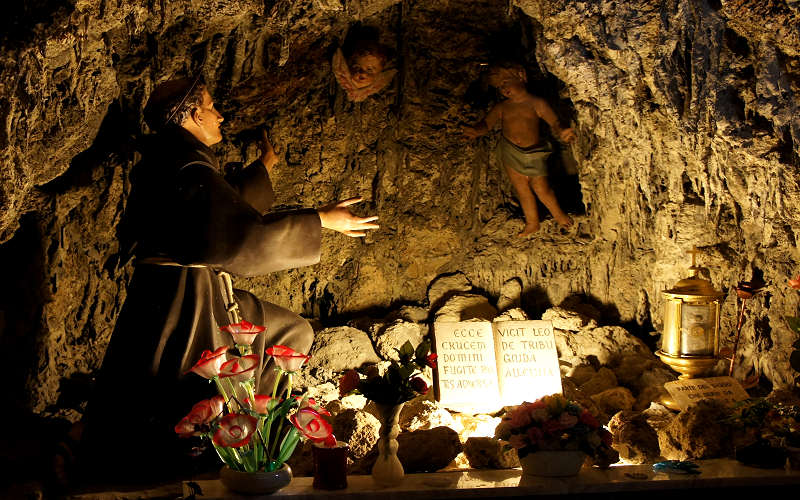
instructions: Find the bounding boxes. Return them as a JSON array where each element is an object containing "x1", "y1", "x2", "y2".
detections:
[
  {"x1": 244, "y1": 395, "x2": 273, "y2": 414},
  {"x1": 579, "y1": 411, "x2": 599, "y2": 428},
  {"x1": 266, "y1": 345, "x2": 310, "y2": 372},
  {"x1": 509, "y1": 407, "x2": 533, "y2": 429},
  {"x1": 526, "y1": 426, "x2": 544, "y2": 444},
  {"x1": 213, "y1": 413, "x2": 258, "y2": 448},
  {"x1": 220, "y1": 320, "x2": 266, "y2": 346},
  {"x1": 789, "y1": 275, "x2": 800, "y2": 290},
  {"x1": 508, "y1": 434, "x2": 528, "y2": 449},
  {"x1": 339, "y1": 369, "x2": 361, "y2": 397},
  {"x1": 175, "y1": 396, "x2": 225, "y2": 437},
  {"x1": 187, "y1": 346, "x2": 229, "y2": 379},
  {"x1": 558, "y1": 413, "x2": 578, "y2": 429},
  {"x1": 290, "y1": 408, "x2": 333, "y2": 443},
  {"x1": 426, "y1": 353, "x2": 438, "y2": 369},
  {"x1": 410, "y1": 377, "x2": 429, "y2": 395},
  {"x1": 219, "y1": 354, "x2": 260, "y2": 379}
]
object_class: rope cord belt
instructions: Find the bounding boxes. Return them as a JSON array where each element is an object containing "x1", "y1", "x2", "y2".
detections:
[{"x1": 137, "y1": 256, "x2": 242, "y2": 324}]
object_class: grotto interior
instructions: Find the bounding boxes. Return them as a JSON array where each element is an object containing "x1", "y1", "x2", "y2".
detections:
[{"x1": 3, "y1": 0, "x2": 800, "y2": 498}]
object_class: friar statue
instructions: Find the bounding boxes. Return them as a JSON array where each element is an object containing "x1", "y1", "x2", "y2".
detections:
[{"x1": 76, "y1": 76, "x2": 378, "y2": 480}]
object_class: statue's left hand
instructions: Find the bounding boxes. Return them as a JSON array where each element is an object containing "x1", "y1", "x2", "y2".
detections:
[{"x1": 258, "y1": 129, "x2": 279, "y2": 172}]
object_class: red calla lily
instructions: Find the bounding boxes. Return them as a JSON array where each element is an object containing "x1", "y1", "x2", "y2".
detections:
[
  {"x1": 213, "y1": 413, "x2": 258, "y2": 448},
  {"x1": 289, "y1": 408, "x2": 333, "y2": 443},
  {"x1": 244, "y1": 394, "x2": 274, "y2": 414},
  {"x1": 266, "y1": 345, "x2": 310, "y2": 372},
  {"x1": 220, "y1": 320, "x2": 266, "y2": 346},
  {"x1": 175, "y1": 395, "x2": 225, "y2": 437},
  {"x1": 219, "y1": 354, "x2": 260, "y2": 379},
  {"x1": 295, "y1": 395, "x2": 331, "y2": 416},
  {"x1": 187, "y1": 346, "x2": 229, "y2": 379}
]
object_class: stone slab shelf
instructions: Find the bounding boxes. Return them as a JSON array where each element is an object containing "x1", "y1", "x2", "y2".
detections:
[{"x1": 183, "y1": 460, "x2": 800, "y2": 500}]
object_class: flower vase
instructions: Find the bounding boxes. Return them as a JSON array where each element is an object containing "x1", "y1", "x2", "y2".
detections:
[
  {"x1": 219, "y1": 463, "x2": 292, "y2": 495},
  {"x1": 519, "y1": 450, "x2": 586, "y2": 478},
  {"x1": 371, "y1": 402, "x2": 405, "y2": 487}
]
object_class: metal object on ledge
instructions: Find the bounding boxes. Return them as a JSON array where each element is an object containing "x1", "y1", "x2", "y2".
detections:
[{"x1": 657, "y1": 248, "x2": 723, "y2": 381}]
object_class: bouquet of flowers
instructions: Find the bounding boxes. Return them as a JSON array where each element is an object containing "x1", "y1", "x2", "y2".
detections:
[
  {"x1": 338, "y1": 340, "x2": 437, "y2": 405},
  {"x1": 724, "y1": 398, "x2": 800, "y2": 448},
  {"x1": 175, "y1": 320, "x2": 334, "y2": 473},
  {"x1": 495, "y1": 393, "x2": 618, "y2": 467}
]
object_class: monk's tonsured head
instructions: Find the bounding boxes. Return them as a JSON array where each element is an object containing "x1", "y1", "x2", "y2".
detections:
[{"x1": 144, "y1": 76, "x2": 224, "y2": 146}]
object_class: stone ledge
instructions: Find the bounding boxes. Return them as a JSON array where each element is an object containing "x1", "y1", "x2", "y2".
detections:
[{"x1": 180, "y1": 460, "x2": 800, "y2": 499}]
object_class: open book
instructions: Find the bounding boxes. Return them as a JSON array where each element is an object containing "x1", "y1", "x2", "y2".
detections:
[{"x1": 432, "y1": 320, "x2": 562, "y2": 413}]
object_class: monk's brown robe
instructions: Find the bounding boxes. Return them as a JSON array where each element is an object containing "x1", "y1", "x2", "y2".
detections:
[{"x1": 81, "y1": 126, "x2": 320, "y2": 477}]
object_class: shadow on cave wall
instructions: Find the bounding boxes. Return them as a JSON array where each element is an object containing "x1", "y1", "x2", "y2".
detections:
[{"x1": 0, "y1": 212, "x2": 70, "y2": 482}]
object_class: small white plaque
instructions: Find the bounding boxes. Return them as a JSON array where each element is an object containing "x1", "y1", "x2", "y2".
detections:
[{"x1": 664, "y1": 376, "x2": 749, "y2": 410}]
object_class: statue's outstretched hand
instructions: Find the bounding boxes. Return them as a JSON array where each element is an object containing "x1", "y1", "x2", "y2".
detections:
[
  {"x1": 318, "y1": 197, "x2": 379, "y2": 237},
  {"x1": 258, "y1": 129, "x2": 279, "y2": 172}
]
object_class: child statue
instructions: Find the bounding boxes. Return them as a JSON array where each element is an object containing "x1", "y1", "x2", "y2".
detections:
[
  {"x1": 332, "y1": 37, "x2": 397, "y2": 102},
  {"x1": 463, "y1": 62, "x2": 576, "y2": 236}
]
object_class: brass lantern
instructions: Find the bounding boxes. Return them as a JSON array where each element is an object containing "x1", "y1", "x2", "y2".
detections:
[{"x1": 656, "y1": 248, "x2": 723, "y2": 379}]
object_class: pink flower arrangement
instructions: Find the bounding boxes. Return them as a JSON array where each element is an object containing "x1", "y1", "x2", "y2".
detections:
[
  {"x1": 338, "y1": 340, "x2": 435, "y2": 405},
  {"x1": 175, "y1": 321, "x2": 334, "y2": 473},
  {"x1": 496, "y1": 394, "x2": 618, "y2": 467}
]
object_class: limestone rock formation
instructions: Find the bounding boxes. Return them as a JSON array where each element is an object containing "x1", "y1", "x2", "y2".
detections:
[
  {"x1": 354, "y1": 426, "x2": 463, "y2": 474},
  {"x1": 607, "y1": 410, "x2": 662, "y2": 465},
  {"x1": 331, "y1": 408, "x2": 381, "y2": 460},
  {"x1": 555, "y1": 326, "x2": 653, "y2": 368},
  {"x1": 399, "y1": 399, "x2": 457, "y2": 432},
  {"x1": 657, "y1": 400, "x2": 734, "y2": 460},
  {"x1": 433, "y1": 293, "x2": 499, "y2": 322},
  {"x1": 463, "y1": 437, "x2": 520, "y2": 469},
  {"x1": 301, "y1": 326, "x2": 381, "y2": 386},
  {"x1": 3, "y1": 1, "x2": 800, "y2": 487},
  {"x1": 373, "y1": 320, "x2": 426, "y2": 360}
]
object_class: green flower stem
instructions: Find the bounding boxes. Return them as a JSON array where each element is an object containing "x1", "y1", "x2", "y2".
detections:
[
  {"x1": 277, "y1": 427, "x2": 301, "y2": 464},
  {"x1": 270, "y1": 416, "x2": 286, "y2": 460},
  {"x1": 226, "y1": 378, "x2": 240, "y2": 410},
  {"x1": 213, "y1": 376, "x2": 232, "y2": 410},
  {"x1": 262, "y1": 414, "x2": 274, "y2": 461},
  {"x1": 271, "y1": 368, "x2": 284, "y2": 401},
  {"x1": 285, "y1": 373, "x2": 293, "y2": 400}
]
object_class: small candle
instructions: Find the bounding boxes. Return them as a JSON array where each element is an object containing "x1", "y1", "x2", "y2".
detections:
[{"x1": 312, "y1": 440, "x2": 348, "y2": 490}]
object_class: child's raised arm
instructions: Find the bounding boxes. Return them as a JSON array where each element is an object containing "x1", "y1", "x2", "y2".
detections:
[
  {"x1": 462, "y1": 104, "x2": 502, "y2": 140},
  {"x1": 532, "y1": 97, "x2": 575, "y2": 143}
]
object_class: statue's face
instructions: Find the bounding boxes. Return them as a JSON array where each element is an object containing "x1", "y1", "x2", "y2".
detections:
[
  {"x1": 194, "y1": 89, "x2": 224, "y2": 146},
  {"x1": 349, "y1": 54, "x2": 384, "y2": 89},
  {"x1": 495, "y1": 71, "x2": 526, "y2": 100}
]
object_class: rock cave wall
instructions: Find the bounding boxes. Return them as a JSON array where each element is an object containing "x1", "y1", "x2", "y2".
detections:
[{"x1": 1, "y1": 0, "x2": 799, "y2": 420}]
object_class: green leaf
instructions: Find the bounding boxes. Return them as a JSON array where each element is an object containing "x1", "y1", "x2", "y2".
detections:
[{"x1": 399, "y1": 341, "x2": 415, "y2": 358}]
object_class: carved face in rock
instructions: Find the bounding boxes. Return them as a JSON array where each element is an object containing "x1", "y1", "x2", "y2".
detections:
[{"x1": 348, "y1": 53, "x2": 385, "y2": 89}]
